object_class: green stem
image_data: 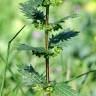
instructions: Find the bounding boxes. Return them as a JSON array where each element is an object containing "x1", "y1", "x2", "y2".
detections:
[
  {"x1": 45, "y1": 4, "x2": 50, "y2": 96},
  {"x1": 0, "y1": 25, "x2": 25, "y2": 96},
  {"x1": 0, "y1": 54, "x2": 25, "y2": 96},
  {"x1": 45, "y1": 5, "x2": 49, "y2": 83},
  {"x1": 0, "y1": 45, "x2": 10, "y2": 96}
]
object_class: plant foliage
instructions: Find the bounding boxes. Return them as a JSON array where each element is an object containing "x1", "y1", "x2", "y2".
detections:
[
  {"x1": 16, "y1": 0, "x2": 79, "y2": 96},
  {"x1": 49, "y1": 31, "x2": 79, "y2": 48},
  {"x1": 17, "y1": 44, "x2": 54, "y2": 58},
  {"x1": 18, "y1": 64, "x2": 46, "y2": 87},
  {"x1": 51, "y1": 14, "x2": 77, "y2": 25},
  {"x1": 18, "y1": 64, "x2": 78, "y2": 96},
  {"x1": 52, "y1": 24, "x2": 62, "y2": 31},
  {"x1": 52, "y1": 82, "x2": 78, "y2": 96},
  {"x1": 20, "y1": 0, "x2": 44, "y2": 22}
]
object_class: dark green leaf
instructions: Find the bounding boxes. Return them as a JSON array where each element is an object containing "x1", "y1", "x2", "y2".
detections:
[
  {"x1": 49, "y1": 31, "x2": 79, "y2": 48},
  {"x1": 32, "y1": 10, "x2": 45, "y2": 23},
  {"x1": 17, "y1": 44, "x2": 54, "y2": 58},
  {"x1": 52, "y1": 24, "x2": 62, "y2": 31},
  {"x1": 20, "y1": 0, "x2": 44, "y2": 21}
]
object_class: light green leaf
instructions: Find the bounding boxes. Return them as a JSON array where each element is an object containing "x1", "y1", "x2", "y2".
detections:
[
  {"x1": 51, "y1": 14, "x2": 78, "y2": 25},
  {"x1": 17, "y1": 44, "x2": 32, "y2": 50},
  {"x1": 20, "y1": 0, "x2": 42, "y2": 20},
  {"x1": 18, "y1": 64, "x2": 46, "y2": 88},
  {"x1": 52, "y1": 82, "x2": 79, "y2": 96}
]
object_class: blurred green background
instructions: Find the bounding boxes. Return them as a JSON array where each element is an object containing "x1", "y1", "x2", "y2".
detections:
[{"x1": 0, "y1": 0, "x2": 96, "y2": 96}]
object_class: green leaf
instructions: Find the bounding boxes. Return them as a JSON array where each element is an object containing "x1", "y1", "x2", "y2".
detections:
[
  {"x1": 17, "y1": 44, "x2": 54, "y2": 58},
  {"x1": 20, "y1": 0, "x2": 44, "y2": 21},
  {"x1": 52, "y1": 24, "x2": 62, "y2": 31},
  {"x1": 51, "y1": 14, "x2": 78, "y2": 25},
  {"x1": 18, "y1": 65, "x2": 79, "y2": 96},
  {"x1": 52, "y1": 82, "x2": 78, "y2": 96},
  {"x1": 32, "y1": 10, "x2": 45, "y2": 23},
  {"x1": 17, "y1": 43, "x2": 33, "y2": 50},
  {"x1": 20, "y1": 0, "x2": 42, "y2": 8},
  {"x1": 31, "y1": 47, "x2": 54, "y2": 58},
  {"x1": 18, "y1": 64, "x2": 46, "y2": 88},
  {"x1": 49, "y1": 31, "x2": 79, "y2": 48}
]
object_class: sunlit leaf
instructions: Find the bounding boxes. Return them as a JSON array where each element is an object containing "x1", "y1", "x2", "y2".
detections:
[{"x1": 52, "y1": 82, "x2": 78, "y2": 96}]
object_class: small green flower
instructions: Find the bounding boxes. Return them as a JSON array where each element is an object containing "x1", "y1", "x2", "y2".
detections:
[{"x1": 51, "y1": 46, "x2": 62, "y2": 56}]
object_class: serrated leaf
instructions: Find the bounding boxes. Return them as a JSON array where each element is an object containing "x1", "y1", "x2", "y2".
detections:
[
  {"x1": 20, "y1": 0, "x2": 44, "y2": 21},
  {"x1": 18, "y1": 64, "x2": 46, "y2": 88},
  {"x1": 52, "y1": 24, "x2": 62, "y2": 31},
  {"x1": 17, "y1": 44, "x2": 33, "y2": 50},
  {"x1": 51, "y1": 14, "x2": 78, "y2": 24},
  {"x1": 49, "y1": 31, "x2": 79, "y2": 48},
  {"x1": 20, "y1": 1, "x2": 35, "y2": 19},
  {"x1": 32, "y1": 10, "x2": 45, "y2": 22},
  {"x1": 17, "y1": 44, "x2": 54, "y2": 58},
  {"x1": 52, "y1": 82, "x2": 78, "y2": 96},
  {"x1": 20, "y1": 0, "x2": 42, "y2": 9}
]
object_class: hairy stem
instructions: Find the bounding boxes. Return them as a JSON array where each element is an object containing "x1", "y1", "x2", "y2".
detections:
[
  {"x1": 45, "y1": 5, "x2": 49, "y2": 82},
  {"x1": 45, "y1": 4, "x2": 50, "y2": 96}
]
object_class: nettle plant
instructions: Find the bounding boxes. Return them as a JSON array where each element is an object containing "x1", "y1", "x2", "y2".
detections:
[
  {"x1": 17, "y1": 0, "x2": 79, "y2": 96},
  {"x1": 1, "y1": 0, "x2": 80, "y2": 96}
]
